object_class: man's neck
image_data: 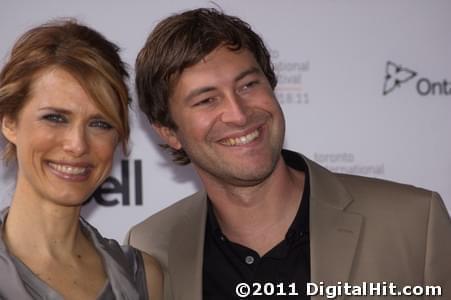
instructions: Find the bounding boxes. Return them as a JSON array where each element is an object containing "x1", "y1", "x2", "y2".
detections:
[{"x1": 200, "y1": 155, "x2": 305, "y2": 256}]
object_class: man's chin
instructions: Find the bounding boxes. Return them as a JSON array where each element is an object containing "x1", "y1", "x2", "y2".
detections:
[{"x1": 218, "y1": 163, "x2": 278, "y2": 187}]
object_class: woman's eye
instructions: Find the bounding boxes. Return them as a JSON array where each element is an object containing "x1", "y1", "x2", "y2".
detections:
[
  {"x1": 90, "y1": 119, "x2": 113, "y2": 130},
  {"x1": 42, "y1": 113, "x2": 66, "y2": 123}
]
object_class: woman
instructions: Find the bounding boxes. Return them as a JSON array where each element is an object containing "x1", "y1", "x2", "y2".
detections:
[{"x1": 0, "y1": 20, "x2": 162, "y2": 299}]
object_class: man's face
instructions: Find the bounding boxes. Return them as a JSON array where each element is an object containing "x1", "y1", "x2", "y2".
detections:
[{"x1": 158, "y1": 46, "x2": 285, "y2": 187}]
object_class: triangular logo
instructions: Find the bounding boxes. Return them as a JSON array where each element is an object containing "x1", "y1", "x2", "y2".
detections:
[{"x1": 383, "y1": 61, "x2": 417, "y2": 95}]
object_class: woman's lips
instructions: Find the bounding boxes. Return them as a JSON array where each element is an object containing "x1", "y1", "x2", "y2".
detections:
[{"x1": 47, "y1": 161, "x2": 93, "y2": 181}]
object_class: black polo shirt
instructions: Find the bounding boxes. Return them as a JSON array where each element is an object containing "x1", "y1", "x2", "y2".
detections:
[{"x1": 203, "y1": 150, "x2": 310, "y2": 299}]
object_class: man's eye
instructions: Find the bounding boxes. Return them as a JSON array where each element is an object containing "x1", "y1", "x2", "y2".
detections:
[
  {"x1": 241, "y1": 80, "x2": 259, "y2": 92},
  {"x1": 90, "y1": 119, "x2": 113, "y2": 130},
  {"x1": 42, "y1": 114, "x2": 66, "y2": 123},
  {"x1": 193, "y1": 98, "x2": 215, "y2": 107}
]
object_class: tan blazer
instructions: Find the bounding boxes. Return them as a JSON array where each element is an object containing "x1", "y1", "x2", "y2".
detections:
[{"x1": 125, "y1": 155, "x2": 451, "y2": 300}]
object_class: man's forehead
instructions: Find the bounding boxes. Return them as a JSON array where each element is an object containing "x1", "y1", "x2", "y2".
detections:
[
  {"x1": 200, "y1": 45, "x2": 253, "y2": 63},
  {"x1": 181, "y1": 47, "x2": 258, "y2": 79}
]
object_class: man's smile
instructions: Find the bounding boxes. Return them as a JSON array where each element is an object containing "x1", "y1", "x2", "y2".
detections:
[{"x1": 219, "y1": 128, "x2": 260, "y2": 146}]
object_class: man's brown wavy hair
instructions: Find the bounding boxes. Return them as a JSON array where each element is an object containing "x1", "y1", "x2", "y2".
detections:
[{"x1": 135, "y1": 8, "x2": 277, "y2": 165}]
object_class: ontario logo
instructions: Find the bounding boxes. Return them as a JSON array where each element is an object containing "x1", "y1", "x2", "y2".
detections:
[{"x1": 383, "y1": 61, "x2": 451, "y2": 96}]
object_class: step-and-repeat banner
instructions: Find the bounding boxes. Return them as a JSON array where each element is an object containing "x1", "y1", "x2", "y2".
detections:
[{"x1": 1, "y1": 0, "x2": 450, "y2": 241}]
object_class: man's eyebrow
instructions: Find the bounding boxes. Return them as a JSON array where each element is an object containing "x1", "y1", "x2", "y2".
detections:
[
  {"x1": 185, "y1": 86, "x2": 217, "y2": 102},
  {"x1": 234, "y1": 67, "x2": 261, "y2": 82}
]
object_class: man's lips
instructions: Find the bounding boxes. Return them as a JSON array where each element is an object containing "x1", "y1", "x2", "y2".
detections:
[{"x1": 219, "y1": 128, "x2": 261, "y2": 146}]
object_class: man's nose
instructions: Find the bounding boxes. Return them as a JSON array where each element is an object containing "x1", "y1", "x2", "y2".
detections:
[{"x1": 220, "y1": 92, "x2": 249, "y2": 126}]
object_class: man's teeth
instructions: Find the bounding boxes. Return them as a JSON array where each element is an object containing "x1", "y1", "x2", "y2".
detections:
[
  {"x1": 48, "y1": 162, "x2": 87, "y2": 175},
  {"x1": 222, "y1": 130, "x2": 259, "y2": 146}
]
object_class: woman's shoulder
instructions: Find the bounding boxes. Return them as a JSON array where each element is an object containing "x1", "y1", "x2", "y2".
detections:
[
  {"x1": 80, "y1": 218, "x2": 163, "y2": 299},
  {"x1": 141, "y1": 251, "x2": 164, "y2": 300},
  {"x1": 120, "y1": 247, "x2": 164, "y2": 300}
]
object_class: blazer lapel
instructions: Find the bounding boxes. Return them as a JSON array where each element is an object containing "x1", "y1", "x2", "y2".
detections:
[
  {"x1": 304, "y1": 156, "x2": 363, "y2": 294},
  {"x1": 168, "y1": 191, "x2": 207, "y2": 300}
]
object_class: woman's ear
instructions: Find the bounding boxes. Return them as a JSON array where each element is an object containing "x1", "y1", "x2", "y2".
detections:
[
  {"x1": 1, "y1": 115, "x2": 18, "y2": 145},
  {"x1": 152, "y1": 124, "x2": 182, "y2": 150}
]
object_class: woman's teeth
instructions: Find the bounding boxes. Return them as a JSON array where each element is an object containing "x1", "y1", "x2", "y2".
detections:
[{"x1": 48, "y1": 162, "x2": 87, "y2": 175}]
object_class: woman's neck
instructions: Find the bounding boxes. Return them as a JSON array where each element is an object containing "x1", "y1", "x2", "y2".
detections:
[{"x1": 3, "y1": 188, "x2": 84, "y2": 260}]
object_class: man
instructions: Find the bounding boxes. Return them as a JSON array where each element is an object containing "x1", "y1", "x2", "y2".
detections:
[{"x1": 126, "y1": 8, "x2": 451, "y2": 300}]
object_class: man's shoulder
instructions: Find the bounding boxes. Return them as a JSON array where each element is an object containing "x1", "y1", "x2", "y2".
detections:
[
  {"x1": 125, "y1": 190, "x2": 206, "y2": 251},
  {"x1": 337, "y1": 172, "x2": 430, "y2": 194},
  {"x1": 303, "y1": 152, "x2": 436, "y2": 210},
  {"x1": 129, "y1": 190, "x2": 205, "y2": 235},
  {"x1": 334, "y1": 172, "x2": 437, "y2": 213}
]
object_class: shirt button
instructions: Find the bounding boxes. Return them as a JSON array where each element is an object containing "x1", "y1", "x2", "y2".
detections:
[{"x1": 245, "y1": 256, "x2": 255, "y2": 265}]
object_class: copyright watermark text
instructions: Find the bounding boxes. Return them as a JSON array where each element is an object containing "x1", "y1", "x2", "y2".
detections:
[{"x1": 234, "y1": 281, "x2": 442, "y2": 298}]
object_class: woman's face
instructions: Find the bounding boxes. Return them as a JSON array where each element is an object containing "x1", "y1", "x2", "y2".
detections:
[{"x1": 1, "y1": 68, "x2": 119, "y2": 207}]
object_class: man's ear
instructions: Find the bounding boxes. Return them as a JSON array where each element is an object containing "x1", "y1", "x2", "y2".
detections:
[
  {"x1": 1, "y1": 115, "x2": 17, "y2": 145},
  {"x1": 152, "y1": 124, "x2": 182, "y2": 150}
]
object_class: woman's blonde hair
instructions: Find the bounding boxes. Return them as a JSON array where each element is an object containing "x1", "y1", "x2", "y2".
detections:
[{"x1": 0, "y1": 19, "x2": 131, "y2": 162}]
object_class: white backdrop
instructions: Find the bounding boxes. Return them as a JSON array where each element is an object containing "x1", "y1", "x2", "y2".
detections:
[{"x1": 1, "y1": 0, "x2": 450, "y2": 242}]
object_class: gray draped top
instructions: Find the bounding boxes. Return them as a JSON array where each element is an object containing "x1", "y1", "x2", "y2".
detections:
[{"x1": 0, "y1": 208, "x2": 148, "y2": 299}]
